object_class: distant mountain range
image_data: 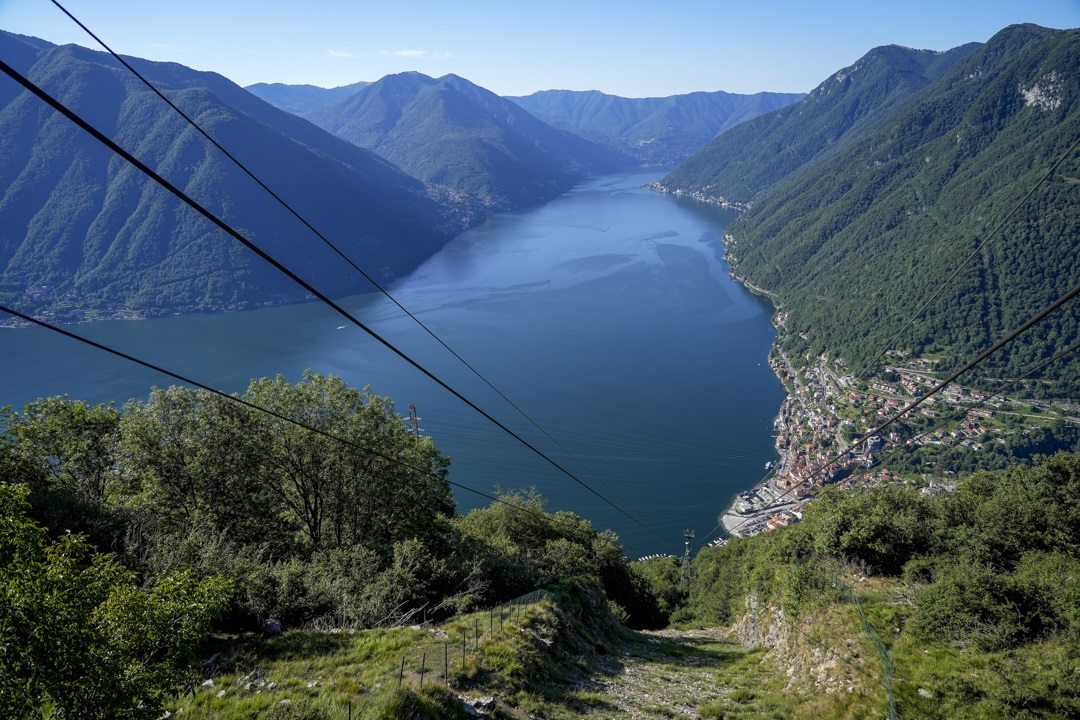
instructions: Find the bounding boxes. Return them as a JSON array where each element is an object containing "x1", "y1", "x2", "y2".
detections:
[
  {"x1": 6, "y1": 19, "x2": 1076, "y2": 365},
  {"x1": 2, "y1": 29, "x2": 799, "y2": 322},
  {"x1": 252, "y1": 80, "x2": 802, "y2": 176},
  {"x1": 298, "y1": 72, "x2": 632, "y2": 213},
  {"x1": 245, "y1": 80, "x2": 370, "y2": 114},
  {"x1": 0, "y1": 31, "x2": 456, "y2": 320},
  {"x1": 660, "y1": 24, "x2": 1080, "y2": 395},
  {"x1": 506, "y1": 89, "x2": 804, "y2": 166}
]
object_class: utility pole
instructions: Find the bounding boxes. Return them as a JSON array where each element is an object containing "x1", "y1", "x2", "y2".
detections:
[
  {"x1": 408, "y1": 403, "x2": 420, "y2": 439},
  {"x1": 681, "y1": 529, "x2": 695, "y2": 585}
]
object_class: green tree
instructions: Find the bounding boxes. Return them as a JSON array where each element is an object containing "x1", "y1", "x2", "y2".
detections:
[
  {"x1": 244, "y1": 371, "x2": 453, "y2": 555},
  {"x1": 7, "y1": 397, "x2": 121, "y2": 503},
  {"x1": 0, "y1": 484, "x2": 232, "y2": 719},
  {"x1": 116, "y1": 384, "x2": 288, "y2": 559},
  {"x1": 803, "y1": 484, "x2": 936, "y2": 574},
  {"x1": 117, "y1": 372, "x2": 454, "y2": 557},
  {"x1": 1, "y1": 398, "x2": 126, "y2": 550},
  {"x1": 114, "y1": 372, "x2": 457, "y2": 626}
]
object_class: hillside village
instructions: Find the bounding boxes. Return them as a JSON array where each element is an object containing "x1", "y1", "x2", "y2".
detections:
[{"x1": 724, "y1": 304, "x2": 1080, "y2": 537}]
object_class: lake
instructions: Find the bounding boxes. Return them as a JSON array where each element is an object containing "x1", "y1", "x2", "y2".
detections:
[{"x1": 0, "y1": 172, "x2": 785, "y2": 556}]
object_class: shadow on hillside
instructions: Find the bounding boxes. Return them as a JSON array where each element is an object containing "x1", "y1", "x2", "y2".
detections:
[
  {"x1": 635, "y1": 632, "x2": 744, "y2": 665},
  {"x1": 544, "y1": 629, "x2": 746, "y2": 716},
  {"x1": 199, "y1": 629, "x2": 359, "y2": 677},
  {"x1": 619, "y1": 630, "x2": 744, "y2": 667}
]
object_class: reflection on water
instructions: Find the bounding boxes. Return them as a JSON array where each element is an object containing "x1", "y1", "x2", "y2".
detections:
[{"x1": 0, "y1": 172, "x2": 784, "y2": 555}]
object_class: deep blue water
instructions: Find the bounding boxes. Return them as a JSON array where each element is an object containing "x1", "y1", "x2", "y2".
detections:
[{"x1": 0, "y1": 172, "x2": 785, "y2": 556}]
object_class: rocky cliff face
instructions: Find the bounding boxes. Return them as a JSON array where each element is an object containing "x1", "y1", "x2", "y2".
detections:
[{"x1": 736, "y1": 594, "x2": 872, "y2": 696}]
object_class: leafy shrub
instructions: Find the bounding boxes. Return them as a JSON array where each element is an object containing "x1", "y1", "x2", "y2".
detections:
[
  {"x1": 456, "y1": 488, "x2": 665, "y2": 628},
  {"x1": 803, "y1": 484, "x2": 935, "y2": 575},
  {"x1": 0, "y1": 484, "x2": 232, "y2": 719},
  {"x1": 908, "y1": 561, "x2": 1036, "y2": 650}
]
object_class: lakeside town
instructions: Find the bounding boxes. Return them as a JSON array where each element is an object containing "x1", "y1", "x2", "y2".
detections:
[{"x1": 721, "y1": 263, "x2": 1080, "y2": 538}]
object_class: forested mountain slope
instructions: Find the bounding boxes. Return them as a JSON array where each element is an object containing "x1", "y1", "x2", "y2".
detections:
[
  {"x1": 507, "y1": 88, "x2": 804, "y2": 166},
  {"x1": 657, "y1": 41, "x2": 980, "y2": 204},
  {"x1": 303, "y1": 72, "x2": 632, "y2": 211},
  {"x1": 668, "y1": 25, "x2": 1080, "y2": 396},
  {"x1": 0, "y1": 32, "x2": 456, "y2": 320}
]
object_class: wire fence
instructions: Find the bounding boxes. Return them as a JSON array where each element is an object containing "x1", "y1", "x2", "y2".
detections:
[
  {"x1": 829, "y1": 571, "x2": 898, "y2": 720},
  {"x1": 791, "y1": 555, "x2": 897, "y2": 719},
  {"x1": 339, "y1": 589, "x2": 554, "y2": 718},
  {"x1": 394, "y1": 590, "x2": 551, "y2": 685}
]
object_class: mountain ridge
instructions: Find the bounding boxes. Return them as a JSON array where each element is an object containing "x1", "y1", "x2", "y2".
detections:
[
  {"x1": 300, "y1": 70, "x2": 632, "y2": 213},
  {"x1": 245, "y1": 80, "x2": 370, "y2": 114},
  {"x1": 507, "y1": 87, "x2": 805, "y2": 166},
  {"x1": 0, "y1": 31, "x2": 457, "y2": 320},
  {"x1": 656, "y1": 40, "x2": 982, "y2": 204},
  {"x1": 665, "y1": 24, "x2": 1080, "y2": 395}
]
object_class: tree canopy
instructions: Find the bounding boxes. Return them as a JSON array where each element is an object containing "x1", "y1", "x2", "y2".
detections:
[{"x1": 0, "y1": 484, "x2": 232, "y2": 719}]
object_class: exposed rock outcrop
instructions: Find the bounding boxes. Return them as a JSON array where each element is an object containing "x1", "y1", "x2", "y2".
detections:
[{"x1": 735, "y1": 594, "x2": 862, "y2": 694}]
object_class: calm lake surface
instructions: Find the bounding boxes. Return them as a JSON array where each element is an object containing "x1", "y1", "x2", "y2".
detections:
[{"x1": 0, "y1": 172, "x2": 785, "y2": 556}]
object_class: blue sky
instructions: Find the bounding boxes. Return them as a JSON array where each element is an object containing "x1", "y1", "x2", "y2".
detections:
[{"x1": 2, "y1": 0, "x2": 1079, "y2": 97}]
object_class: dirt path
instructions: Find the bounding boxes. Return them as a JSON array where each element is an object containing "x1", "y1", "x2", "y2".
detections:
[{"x1": 576, "y1": 627, "x2": 758, "y2": 719}]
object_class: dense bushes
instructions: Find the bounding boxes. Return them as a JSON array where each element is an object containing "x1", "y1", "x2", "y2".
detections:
[
  {"x1": 0, "y1": 484, "x2": 232, "y2": 719},
  {"x1": 803, "y1": 484, "x2": 935, "y2": 575},
  {"x1": 903, "y1": 453, "x2": 1080, "y2": 650},
  {"x1": 679, "y1": 453, "x2": 1080, "y2": 654},
  {"x1": 457, "y1": 488, "x2": 667, "y2": 629},
  {"x1": 0, "y1": 375, "x2": 676, "y2": 714},
  {"x1": 630, "y1": 555, "x2": 685, "y2": 620},
  {"x1": 1, "y1": 373, "x2": 468, "y2": 629}
]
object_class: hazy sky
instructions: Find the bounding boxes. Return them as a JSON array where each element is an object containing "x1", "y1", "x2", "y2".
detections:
[{"x1": 2, "y1": 0, "x2": 1079, "y2": 97}]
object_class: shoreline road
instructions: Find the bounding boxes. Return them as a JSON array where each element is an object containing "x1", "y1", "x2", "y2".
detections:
[{"x1": 721, "y1": 500, "x2": 799, "y2": 537}]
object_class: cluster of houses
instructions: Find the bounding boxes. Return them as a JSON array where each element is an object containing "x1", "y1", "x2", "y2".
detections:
[{"x1": 733, "y1": 349, "x2": 1028, "y2": 538}]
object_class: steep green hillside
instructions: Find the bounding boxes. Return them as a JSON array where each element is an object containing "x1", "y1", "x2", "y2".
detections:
[
  {"x1": 7, "y1": 379, "x2": 1080, "y2": 717},
  {"x1": 723, "y1": 24, "x2": 1080, "y2": 394},
  {"x1": 507, "y1": 88, "x2": 804, "y2": 166},
  {"x1": 658, "y1": 41, "x2": 979, "y2": 203},
  {"x1": 0, "y1": 32, "x2": 455, "y2": 320},
  {"x1": 303, "y1": 72, "x2": 631, "y2": 211},
  {"x1": 670, "y1": 452, "x2": 1080, "y2": 719}
]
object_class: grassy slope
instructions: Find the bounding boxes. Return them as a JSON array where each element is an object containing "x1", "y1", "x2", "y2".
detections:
[{"x1": 163, "y1": 569, "x2": 1078, "y2": 719}]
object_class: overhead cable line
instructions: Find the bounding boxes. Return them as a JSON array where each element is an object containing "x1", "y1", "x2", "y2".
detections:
[
  {"x1": 0, "y1": 302, "x2": 653, "y2": 556},
  {"x1": 48, "y1": 0, "x2": 650, "y2": 525},
  {"x1": 729, "y1": 275, "x2": 1080, "y2": 534},
  {"x1": 855, "y1": 133, "x2": 1080, "y2": 382},
  {"x1": 0, "y1": 58, "x2": 673, "y2": 544},
  {"x1": 728, "y1": 133, "x2": 1080, "y2": 533},
  {"x1": 697, "y1": 519, "x2": 727, "y2": 547},
  {"x1": 809, "y1": 341, "x2": 1080, "y2": 543},
  {"x1": 864, "y1": 338, "x2": 1080, "y2": 473},
  {"x1": 833, "y1": 251, "x2": 1080, "y2": 475}
]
